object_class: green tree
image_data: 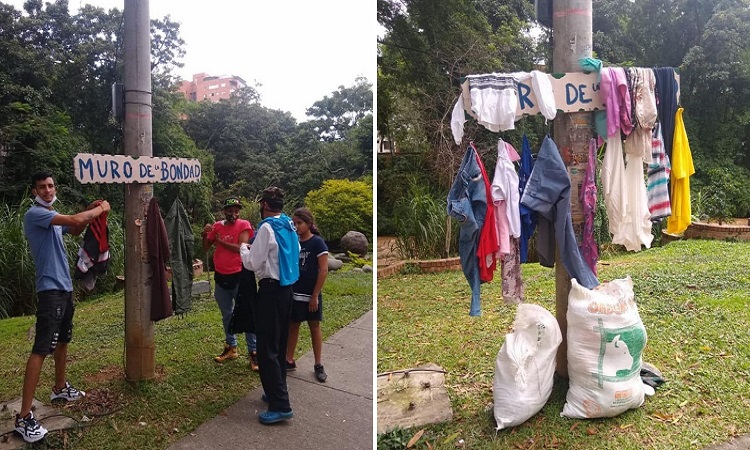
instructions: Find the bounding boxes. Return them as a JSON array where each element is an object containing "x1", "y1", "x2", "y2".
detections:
[{"x1": 306, "y1": 77, "x2": 373, "y2": 142}]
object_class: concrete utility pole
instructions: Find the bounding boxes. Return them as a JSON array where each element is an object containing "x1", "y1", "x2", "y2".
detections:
[
  {"x1": 551, "y1": 0, "x2": 593, "y2": 378},
  {"x1": 123, "y1": 0, "x2": 155, "y2": 381}
]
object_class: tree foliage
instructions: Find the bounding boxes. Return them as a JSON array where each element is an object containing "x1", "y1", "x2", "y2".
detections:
[{"x1": 305, "y1": 178, "x2": 373, "y2": 243}]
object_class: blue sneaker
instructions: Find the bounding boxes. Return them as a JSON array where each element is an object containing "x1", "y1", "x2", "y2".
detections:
[{"x1": 258, "y1": 410, "x2": 293, "y2": 424}]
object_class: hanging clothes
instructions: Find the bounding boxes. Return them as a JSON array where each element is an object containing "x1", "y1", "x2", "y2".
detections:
[
  {"x1": 467, "y1": 74, "x2": 518, "y2": 133},
  {"x1": 629, "y1": 68, "x2": 658, "y2": 131},
  {"x1": 165, "y1": 198, "x2": 194, "y2": 315},
  {"x1": 447, "y1": 143, "x2": 488, "y2": 316},
  {"x1": 501, "y1": 237, "x2": 523, "y2": 304},
  {"x1": 520, "y1": 136, "x2": 599, "y2": 289},
  {"x1": 493, "y1": 140, "x2": 523, "y2": 304},
  {"x1": 512, "y1": 70, "x2": 558, "y2": 121},
  {"x1": 654, "y1": 67, "x2": 679, "y2": 160},
  {"x1": 74, "y1": 213, "x2": 110, "y2": 291},
  {"x1": 579, "y1": 139, "x2": 598, "y2": 275},
  {"x1": 601, "y1": 136, "x2": 627, "y2": 242},
  {"x1": 518, "y1": 135, "x2": 537, "y2": 263},
  {"x1": 647, "y1": 123, "x2": 672, "y2": 221},
  {"x1": 475, "y1": 147, "x2": 498, "y2": 283},
  {"x1": 666, "y1": 108, "x2": 695, "y2": 235},
  {"x1": 600, "y1": 67, "x2": 634, "y2": 138},
  {"x1": 147, "y1": 198, "x2": 173, "y2": 322},
  {"x1": 491, "y1": 139, "x2": 520, "y2": 257},
  {"x1": 616, "y1": 148, "x2": 654, "y2": 251}
]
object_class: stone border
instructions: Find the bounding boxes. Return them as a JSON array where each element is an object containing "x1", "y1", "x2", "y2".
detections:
[{"x1": 377, "y1": 257, "x2": 461, "y2": 279}]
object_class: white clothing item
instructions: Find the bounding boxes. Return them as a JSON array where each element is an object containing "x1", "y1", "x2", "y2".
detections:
[
  {"x1": 468, "y1": 74, "x2": 518, "y2": 132},
  {"x1": 491, "y1": 140, "x2": 521, "y2": 248},
  {"x1": 630, "y1": 68, "x2": 657, "y2": 130},
  {"x1": 624, "y1": 126, "x2": 652, "y2": 160},
  {"x1": 613, "y1": 153, "x2": 653, "y2": 252},
  {"x1": 510, "y1": 71, "x2": 557, "y2": 121},
  {"x1": 34, "y1": 194, "x2": 57, "y2": 207},
  {"x1": 240, "y1": 220, "x2": 280, "y2": 281},
  {"x1": 530, "y1": 70, "x2": 557, "y2": 120},
  {"x1": 601, "y1": 136, "x2": 627, "y2": 240},
  {"x1": 451, "y1": 93, "x2": 467, "y2": 145}
]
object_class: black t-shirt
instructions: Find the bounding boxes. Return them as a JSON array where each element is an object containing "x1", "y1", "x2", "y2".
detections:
[{"x1": 292, "y1": 234, "x2": 328, "y2": 302}]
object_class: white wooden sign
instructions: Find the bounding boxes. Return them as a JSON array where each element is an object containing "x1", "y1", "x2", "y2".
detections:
[
  {"x1": 461, "y1": 71, "x2": 680, "y2": 118},
  {"x1": 74, "y1": 153, "x2": 202, "y2": 184}
]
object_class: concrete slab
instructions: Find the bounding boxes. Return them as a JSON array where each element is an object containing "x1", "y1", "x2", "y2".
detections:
[
  {"x1": 376, "y1": 363, "x2": 453, "y2": 434},
  {"x1": 191, "y1": 280, "x2": 210, "y2": 296},
  {"x1": 167, "y1": 310, "x2": 373, "y2": 450},
  {"x1": 0, "y1": 398, "x2": 77, "y2": 449},
  {"x1": 704, "y1": 435, "x2": 750, "y2": 450}
]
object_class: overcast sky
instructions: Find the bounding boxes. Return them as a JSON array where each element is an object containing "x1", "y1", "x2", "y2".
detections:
[{"x1": 7, "y1": 0, "x2": 375, "y2": 121}]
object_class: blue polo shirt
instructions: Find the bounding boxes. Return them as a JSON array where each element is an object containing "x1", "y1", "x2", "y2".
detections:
[{"x1": 23, "y1": 205, "x2": 73, "y2": 292}]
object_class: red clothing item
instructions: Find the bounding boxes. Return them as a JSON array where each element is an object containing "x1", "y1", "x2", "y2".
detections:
[
  {"x1": 207, "y1": 219, "x2": 253, "y2": 275},
  {"x1": 473, "y1": 143, "x2": 498, "y2": 282}
]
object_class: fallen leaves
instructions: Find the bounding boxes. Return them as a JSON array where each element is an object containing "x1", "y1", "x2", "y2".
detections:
[{"x1": 407, "y1": 428, "x2": 425, "y2": 448}]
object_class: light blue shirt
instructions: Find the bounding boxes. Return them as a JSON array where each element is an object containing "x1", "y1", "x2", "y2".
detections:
[{"x1": 23, "y1": 205, "x2": 73, "y2": 292}]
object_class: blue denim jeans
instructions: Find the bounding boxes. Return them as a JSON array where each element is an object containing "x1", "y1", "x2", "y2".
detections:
[
  {"x1": 520, "y1": 136, "x2": 599, "y2": 289},
  {"x1": 447, "y1": 144, "x2": 487, "y2": 316},
  {"x1": 215, "y1": 283, "x2": 257, "y2": 351}
]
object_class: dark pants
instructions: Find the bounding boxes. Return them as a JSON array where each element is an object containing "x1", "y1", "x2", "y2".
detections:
[{"x1": 255, "y1": 278, "x2": 293, "y2": 412}]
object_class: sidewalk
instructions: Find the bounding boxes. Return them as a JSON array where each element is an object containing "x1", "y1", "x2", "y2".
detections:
[{"x1": 167, "y1": 310, "x2": 373, "y2": 450}]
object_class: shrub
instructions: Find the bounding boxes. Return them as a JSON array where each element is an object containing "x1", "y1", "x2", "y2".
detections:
[
  {"x1": 305, "y1": 179, "x2": 373, "y2": 243},
  {"x1": 393, "y1": 178, "x2": 457, "y2": 260}
]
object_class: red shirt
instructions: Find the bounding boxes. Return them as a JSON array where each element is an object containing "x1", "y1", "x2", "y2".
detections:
[
  {"x1": 207, "y1": 219, "x2": 253, "y2": 275},
  {"x1": 474, "y1": 145, "x2": 498, "y2": 282}
]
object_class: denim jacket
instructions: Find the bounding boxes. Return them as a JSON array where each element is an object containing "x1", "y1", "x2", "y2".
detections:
[
  {"x1": 520, "y1": 136, "x2": 599, "y2": 289},
  {"x1": 447, "y1": 143, "x2": 487, "y2": 316}
]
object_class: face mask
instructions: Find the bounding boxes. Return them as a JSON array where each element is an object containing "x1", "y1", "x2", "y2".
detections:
[{"x1": 34, "y1": 194, "x2": 57, "y2": 208}]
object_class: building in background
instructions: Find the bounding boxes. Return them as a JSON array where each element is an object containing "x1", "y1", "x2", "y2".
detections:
[{"x1": 179, "y1": 73, "x2": 247, "y2": 102}]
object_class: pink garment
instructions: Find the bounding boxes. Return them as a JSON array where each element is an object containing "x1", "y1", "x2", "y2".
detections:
[
  {"x1": 579, "y1": 138, "x2": 598, "y2": 275},
  {"x1": 600, "y1": 67, "x2": 633, "y2": 138},
  {"x1": 491, "y1": 140, "x2": 520, "y2": 257}
]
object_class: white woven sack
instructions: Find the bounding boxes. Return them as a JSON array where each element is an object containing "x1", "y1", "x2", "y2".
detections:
[
  {"x1": 494, "y1": 303, "x2": 562, "y2": 430},
  {"x1": 562, "y1": 276, "x2": 647, "y2": 419}
]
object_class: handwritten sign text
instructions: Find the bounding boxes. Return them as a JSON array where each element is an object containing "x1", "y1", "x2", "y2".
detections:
[{"x1": 74, "y1": 153, "x2": 202, "y2": 184}]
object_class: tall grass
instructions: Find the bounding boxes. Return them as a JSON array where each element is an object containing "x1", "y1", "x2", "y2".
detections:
[
  {"x1": 392, "y1": 178, "x2": 457, "y2": 260},
  {"x1": 0, "y1": 199, "x2": 36, "y2": 317},
  {"x1": 0, "y1": 200, "x2": 125, "y2": 318}
]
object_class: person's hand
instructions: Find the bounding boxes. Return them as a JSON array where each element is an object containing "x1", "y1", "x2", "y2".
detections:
[
  {"x1": 99, "y1": 201, "x2": 111, "y2": 213},
  {"x1": 202, "y1": 223, "x2": 213, "y2": 237},
  {"x1": 309, "y1": 297, "x2": 319, "y2": 312}
]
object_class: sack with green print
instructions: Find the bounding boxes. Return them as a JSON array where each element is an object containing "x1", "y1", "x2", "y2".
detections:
[{"x1": 562, "y1": 276, "x2": 647, "y2": 419}]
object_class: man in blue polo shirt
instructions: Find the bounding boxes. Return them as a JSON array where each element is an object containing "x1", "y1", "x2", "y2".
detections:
[{"x1": 16, "y1": 171, "x2": 110, "y2": 443}]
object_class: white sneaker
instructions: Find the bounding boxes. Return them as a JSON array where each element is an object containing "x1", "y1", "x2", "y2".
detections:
[
  {"x1": 50, "y1": 381, "x2": 86, "y2": 402},
  {"x1": 15, "y1": 411, "x2": 48, "y2": 443}
]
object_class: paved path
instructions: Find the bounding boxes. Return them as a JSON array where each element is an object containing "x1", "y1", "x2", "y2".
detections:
[{"x1": 167, "y1": 310, "x2": 373, "y2": 450}]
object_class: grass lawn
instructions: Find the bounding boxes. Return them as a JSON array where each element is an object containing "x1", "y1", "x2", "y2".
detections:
[
  {"x1": 378, "y1": 239, "x2": 750, "y2": 450},
  {"x1": 0, "y1": 270, "x2": 372, "y2": 449}
]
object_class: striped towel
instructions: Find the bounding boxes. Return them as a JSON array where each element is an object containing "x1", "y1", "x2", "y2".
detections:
[{"x1": 647, "y1": 123, "x2": 672, "y2": 220}]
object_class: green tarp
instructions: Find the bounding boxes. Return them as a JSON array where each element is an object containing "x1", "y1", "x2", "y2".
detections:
[{"x1": 166, "y1": 198, "x2": 194, "y2": 314}]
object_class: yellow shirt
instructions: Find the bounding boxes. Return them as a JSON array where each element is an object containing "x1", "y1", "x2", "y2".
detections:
[{"x1": 665, "y1": 107, "x2": 695, "y2": 235}]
